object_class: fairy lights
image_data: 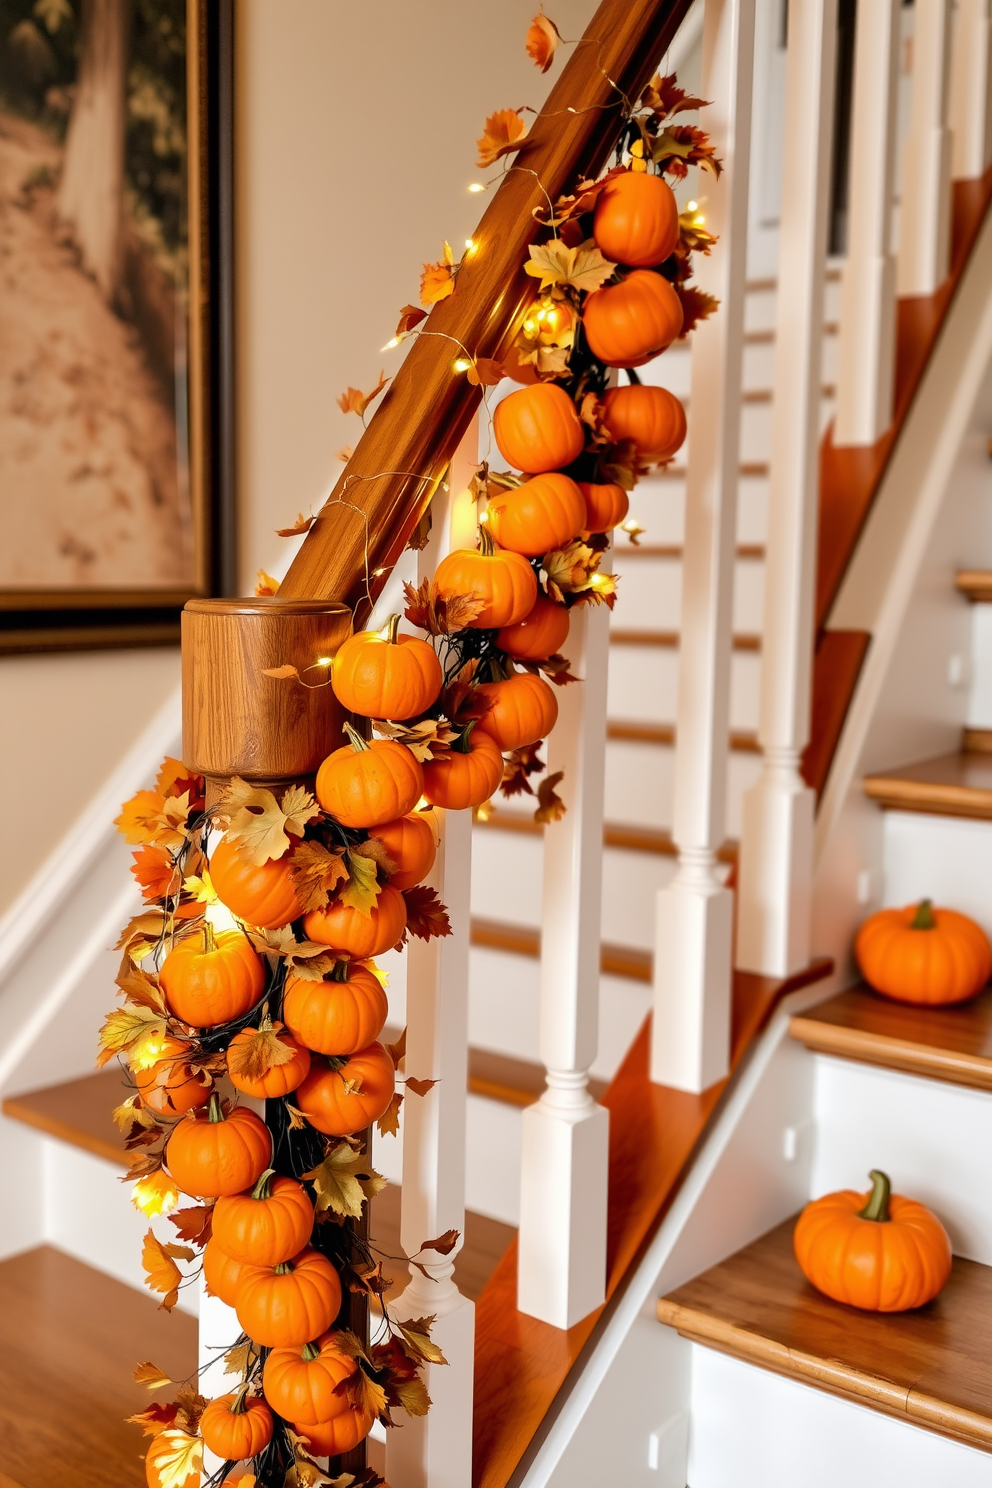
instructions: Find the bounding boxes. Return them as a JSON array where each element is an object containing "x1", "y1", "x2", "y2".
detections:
[
  {"x1": 453, "y1": 357, "x2": 473, "y2": 373},
  {"x1": 468, "y1": 182, "x2": 485, "y2": 192},
  {"x1": 381, "y1": 335, "x2": 402, "y2": 351}
]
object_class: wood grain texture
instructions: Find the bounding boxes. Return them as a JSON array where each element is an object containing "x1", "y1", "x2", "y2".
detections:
[
  {"x1": 789, "y1": 982, "x2": 992, "y2": 1091},
  {"x1": 614, "y1": 543, "x2": 766, "y2": 560},
  {"x1": 656, "y1": 1218, "x2": 992, "y2": 1453},
  {"x1": 0, "y1": 1247, "x2": 197, "y2": 1487},
  {"x1": 955, "y1": 570, "x2": 992, "y2": 603},
  {"x1": 802, "y1": 628, "x2": 871, "y2": 797},
  {"x1": 862, "y1": 750, "x2": 992, "y2": 818}
]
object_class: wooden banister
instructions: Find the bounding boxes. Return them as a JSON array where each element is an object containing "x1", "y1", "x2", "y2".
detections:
[{"x1": 278, "y1": 0, "x2": 694, "y2": 616}]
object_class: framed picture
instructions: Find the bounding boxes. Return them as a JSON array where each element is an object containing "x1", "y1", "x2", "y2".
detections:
[{"x1": 0, "y1": 0, "x2": 234, "y2": 653}]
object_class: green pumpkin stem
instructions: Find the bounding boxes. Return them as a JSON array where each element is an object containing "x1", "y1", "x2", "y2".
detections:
[
  {"x1": 343, "y1": 721, "x2": 369, "y2": 752},
  {"x1": 330, "y1": 959, "x2": 351, "y2": 983},
  {"x1": 384, "y1": 614, "x2": 401, "y2": 645},
  {"x1": 230, "y1": 1382, "x2": 251, "y2": 1414},
  {"x1": 858, "y1": 1169, "x2": 892, "y2": 1223},
  {"x1": 478, "y1": 521, "x2": 496, "y2": 558},
  {"x1": 911, "y1": 899, "x2": 936, "y2": 930},
  {"x1": 452, "y1": 720, "x2": 477, "y2": 755},
  {"x1": 274, "y1": 1260, "x2": 293, "y2": 1275},
  {"x1": 207, "y1": 1092, "x2": 224, "y2": 1124},
  {"x1": 251, "y1": 1167, "x2": 275, "y2": 1201},
  {"x1": 301, "y1": 1341, "x2": 321, "y2": 1362},
  {"x1": 202, "y1": 920, "x2": 218, "y2": 954}
]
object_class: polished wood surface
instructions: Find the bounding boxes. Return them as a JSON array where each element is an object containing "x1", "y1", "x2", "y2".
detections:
[
  {"x1": 610, "y1": 629, "x2": 762, "y2": 651},
  {"x1": 790, "y1": 982, "x2": 992, "y2": 1091},
  {"x1": 803, "y1": 628, "x2": 871, "y2": 797},
  {"x1": 657, "y1": 1218, "x2": 992, "y2": 1453},
  {"x1": 862, "y1": 749, "x2": 992, "y2": 818},
  {"x1": 963, "y1": 727, "x2": 992, "y2": 754},
  {"x1": 476, "y1": 809, "x2": 739, "y2": 862},
  {"x1": 3, "y1": 1067, "x2": 129, "y2": 1166},
  {"x1": 0, "y1": 1246, "x2": 197, "y2": 1487},
  {"x1": 956, "y1": 570, "x2": 992, "y2": 603},
  {"x1": 607, "y1": 718, "x2": 759, "y2": 754}
]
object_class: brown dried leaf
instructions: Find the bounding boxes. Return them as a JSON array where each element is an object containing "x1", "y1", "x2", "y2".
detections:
[
  {"x1": 405, "y1": 1076, "x2": 438, "y2": 1098},
  {"x1": 116, "y1": 958, "x2": 168, "y2": 1015},
  {"x1": 338, "y1": 848, "x2": 382, "y2": 918},
  {"x1": 524, "y1": 239, "x2": 615, "y2": 293},
  {"x1": 304, "y1": 1143, "x2": 385, "y2": 1219},
  {"x1": 341, "y1": 1366, "x2": 389, "y2": 1423},
  {"x1": 337, "y1": 370, "x2": 390, "y2": 418},
  {"x1": 261, "y1": 663, "x2": 302, "y2": 681},
  {"x1": 534, "y1": 769, "x2": 567, "y2": 824},
  {"x1": 396, "y1": 303, "x2": 428, "y2": 336},
  {"x1": 395, "y1": 1314, "x2": 448, "y2": 1366},
  {"x1": 500, "y1": 743, "x2": 546, "y2": 798},
  {"x1": 133, "y1": 1361, "x2": 175, "y2": 1390},
  {"x1": 400, "y1": 885, "x2": 451, "y2": 944},
  {"x1": 526, "y1": 10, "x2": 561, "y2": 72},
  {"x1": 403, "y1": 577, "x2": 486, "y2": 636},
  {"x1": 373, "y1": 718, "x2": 454, "y2": 763},
  {"x1": 466, "y1": 357, "x2": 507, "y2": 387},
  {"x1": 376, "y1": 1090, "x2": 403, "y2": 1138},
  {"x1": 141, "y1": 1231, "x2": 185, "y2": 1310},
  {"x1": 677, "y1": 282, "x2": 720, "y2": 338},
  {"x1": 419, "y1": 1228, "x2": 459, "y2": 1256},
  {"x1": 276, "y1": 511, "x2": 316, "y2": 538},
  {"x1": 384, "y1": 1026, "x2": 407, "y2": 1069},
  {"x1": 223, "y1": 1341, "x2": 255, "y2": 1377},
  {"x1": 288, "y1": 840, "x2": 348, "y2": 913},
  {"x1": 476, "y1": 108, "x2": 528, "y2": 169},
  {"x1": 167, "y1": 1204, "x2": 213, "y2": 1248},
  {"x1": 228, "y1": 1021, "x2": 298, "y2": 1082},
  {"x1": 217, "y1": 777, "x2": 318, "y2": 865}
]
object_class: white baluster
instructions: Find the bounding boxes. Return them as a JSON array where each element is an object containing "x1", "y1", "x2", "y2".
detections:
[
  {"x1": 199, "y1": 1281, "x2": 237, "y2": 1476},
  {"x1": 517, "y1": 593, "x2": 610, "y2": 1328},
  {"x1": 736, "y1": 0, "x2": 838, "y2": 978},
  {"x1": 950, "y1": 0, "x2": 992, "y2": 181},
  {"x1": 897, "y1": 0, "x2": 953, "y2": 294},
  {"x1": 834, "y1": 0, "x2": 901, "y2": 446},
  {"x1": 651, "y1": 0, "x2": 756, "y2": 1094},
  {"x1": 385, "y1": 424, "x2": 478, "y2": 1488}
]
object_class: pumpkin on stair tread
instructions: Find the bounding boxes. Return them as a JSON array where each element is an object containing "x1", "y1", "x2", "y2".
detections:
[{"x1": 855, "y1": 899, "x2": 992, "y2": 1005}]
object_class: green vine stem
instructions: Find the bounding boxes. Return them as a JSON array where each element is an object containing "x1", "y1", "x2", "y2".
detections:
[
  {"x1": 858, "y1": 1169, "x2": 892, "y2": 1223},
  {"x1": 911, "y1": 899, "x2": 936, "y2": 930}
]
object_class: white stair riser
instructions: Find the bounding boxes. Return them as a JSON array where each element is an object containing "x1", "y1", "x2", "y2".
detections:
[
  {"x1": 603, "y1": 738, "x2": 762, "y2": 838},
  {"x1": 607, "y1": 646, "x2": 762, "y2": 733},
  {"x1": 611, "y1": 553, "x2": 766, "y2": 633},
  {"x1": 880, "y1": 809, "x2": 992, "y2": 938},
  {"x1": 967, "y1": 603, "x2": 992, "y2": 727}
]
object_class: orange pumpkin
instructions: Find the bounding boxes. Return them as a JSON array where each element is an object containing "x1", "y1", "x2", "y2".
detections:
[
  {"x1": 283, "y1": 963, "x2": 388, "y2": 1056},
  {"x1": 579, "y1": 481, "x2": 630, "y2": 534},
  {"x1": 226, "y1": 1023, "x2": 311, "y2": 1099},
  {"x1": 160, "y1": 924, "x2": 266, "y2": 1029},
  {"x1": 302, "y1": 884, "x2": 407, "y2": 959},
  {"x1": 316, "y1": 727, "x2": 423, "y2": 830},
  {"x1": 165, "y1": 1094, "x2": 271, "y2": 1198},
  {"x1": 368, "y1": 811, "x2": 437, "y2": 890},
  {"x1": 210, "y1": 836, "x2": 304, "y2": 929},
  {"x1": 200, "y1": 1392, "x2": 274, "y2": 1460},
  {"x1": 203, "y1": 1237, "x2": 261, "y2": 1306},
  {"x1": 602, "y1": 383, "x2": 686, "y2": 464},
  {"x1": 496, "y1": 594, "x2": 570, "y2": 660},
  {"x1": 331, "y1": 614, "x2": 442, "y2": 720},
  {"x1": 583, "y1": 271, "x2": 683, "y2": 367},
  {"x1": 422, "y1": 727, "x2": 504, "y2": 810},
  {"x1": 133, "y1": 1035, "x2": 210, "y2": 1117},
  {"x1": 293, "y1": 1407, "x2": 375, "y2": 1456},
  {"x1": 146, "y1": 1431, "x2": 200, "y2": 1488},
  {"x1": 236, "y1": 1247, "x2": 343, "y2": 1348},
  {"x1": 475, "y1": 672, "x2": 558, "y2": 751},
  {"x1": 492, "y1": 382, "x2": 584, "y2": 473},
  {"x1": 434, "y1": 539, "x2": 538, "y2": 629},
  {"x1": 855, "y1": 899, "x2": 992, "y2": 1006},
  {"x1": 794, "y1": 1169, "x2": 952, "y2": 1312},
  {"x1": 295, "y1": 1043, "x2": 396, "y2": 1137},
  {"x1": 486, "y1": 473, "x2": 586, "y2": 558},
  {"x1": 593, "y1": 169, "x2": 680, "y2": 267},
  {"x1": 212, "y1": 1170, "x2": 314, "y2": 1267},
  {"x1": 262, "y1": 1331, "x2": 357, "y2": 1424}
]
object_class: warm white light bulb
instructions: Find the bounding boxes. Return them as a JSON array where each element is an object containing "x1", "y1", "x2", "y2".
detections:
[{"x1": 468, "y1": 182, "x2": 485, "y2": 193}]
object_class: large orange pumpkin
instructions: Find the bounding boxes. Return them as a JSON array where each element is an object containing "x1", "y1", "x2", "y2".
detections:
[
  {"x1": 582, "y1": 271, "x2": 683, "y2": 367},
  {"x1": 165, "y1": 1094, "x2": 271, "y2": 1198},
  {"x1": 199, "y1": 1393, "x2": 273, "y2": 1461},
  {"x1": 593, "y1": 170, "x2": 680, "y2": 267},
  {"x1": 282, "y1": 963, "x2": 388, "y2": 1056},
  {"x1": 226, "y1": 1023, "x2": 311, "y2": 1099},
  {"x1": 203, "y1": 1237, "x2": 261, "y2": 1306},
  {"x1": 210, "y1": 837, "x2": 303, "y2": 929},
  {"x1": 434, "y1": 540, "x2": 537, "y2": 629},
  {"x1": 486, "y1": 473, "x2": 586, "y2": 558},
  {"x1": 212, "y1": 1170, "x2": 314, "y2": 1267},
  {"x1": 602, "y1": 383, "x2": 686, "y2": 464},
  {"x1": 492, "y1": 382, "x2": 584, "y2": 473},
  {"x1": 331, "y1": 615, "x2": 442, "y2": 721},
  {"x1": 133, "y1": 1035, "x2": 210, "y2": 1117},
  {"x1": 316, "y1": 729, "x2": 424, "y2": 829},
  {"x1": 295, "y1": 1043, "x2": 396, "y2": 1137},
  {"x1": 262, "y1": 1331, "x2": 357, "y2": 1424},
  {"x1": 475, "y1": 672, "x2": 558, "y2": 751},
  {"x1": 496, "y1": 594, "x2": 570, "y2": 660},
  {"x1": 302, "y1": 884, "x2": 407, "y2": 958},
  {"x1": 160, "y1": 924, "x2": 266, "y2": 1029},
  {"x1": 794, "y1": 1169, "x2": 952, "y2": 1312},
  {"x1": 293, "y1": 1407, "x2": 375, "y2": 1456},
  {"x1": 146, "y1": 1431, "x2": 200, "y2": 1488},
  {"x1": 579, "y1": 481, "x2": 630, "y2": 534},
  {"x1": 854, "y1": 899, "x2": 992, "y2": 1006},
  {"x1": 236, "y1": 1247, "x2": 343, "y2": 1348},
  {"x1": 422, "y1": 727, "x2": 504, "y2": 810},
  {"x1": 368, "y1": 811, "x2": 437, "y2": 890}
]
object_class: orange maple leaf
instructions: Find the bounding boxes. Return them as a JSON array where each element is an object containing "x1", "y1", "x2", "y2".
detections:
[
  {"x1": 337, "y1": 370, "x2": 390, "y2": 419},
  {"x1": 526, "y1": 11, "x2": 561, "y2": 72},
  {"x1": 141, "y1": 1231, "x2": 193, "y2": 1311},
  {"x1": 115, "y1": 790, "x2": 167, "y2": 846},
  {"x1": 254, "y1": 569, "x2": 280, "y2": 596},
  {"x1": 419, "y1": 241, "x2": 456, "y2": 307},
  {"x1": 131, "y1": 844, "x2": 178, "y2": 903},
  {"x1": 476, "y1": 109, "x2": 528, "y2": 170}
]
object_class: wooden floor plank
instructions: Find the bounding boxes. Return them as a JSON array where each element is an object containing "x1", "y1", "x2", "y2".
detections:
[
  {"x1": 657, "y1": 1218, "x2": 992, "y2": 1453},
  {"x1": 2, "y1": 1067, "x2": 130, "y2": 1166},
  {"x1": 956, "y1": 570, "x2": 992, "y2": 603},
  {"x1": 862, "y1": 750, "x2": 992, "y2": 819}
]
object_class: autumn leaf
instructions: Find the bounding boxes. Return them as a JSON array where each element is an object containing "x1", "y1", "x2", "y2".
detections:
[
  {"x1": 254, "y1": 569, "x2": 280, "y2": 596},
  {"x1": 276, "y1": 512, "x2": 316, "y2": 538},
  {"x1": 677, "y1": 282, "x2": 720, "y2": 337},
  {"x1": 181, "y1": 870, "x2": 217, "y2": 906},
  {"x1": 641, "y1": 71, "x2": 711, "y2": 119},
  {"x1": 341, "y1": 1366, "x2": 389, "y2": 1423},
  {"x1": 336, "y1": 444, "x2": 354, "y2": 463},
  {"x1": 384, "y1": 1026, "x2": 406, "y2": 1069},
  {"x1": 115, "y1": 909, "x2": 168, "y2": 962},
  {"x1": 651, "y1": 123, "x2": 723, "y2": 179},
  {"x1": 126, "y1": 1401, "x2": 179, "y2": 1435},
  {"x1": 526, "y1": 9, "x2": 561, "y2": 71},
  {"x1": 337, "y1": 848, "x2": 382, "y2": 917},
  {"x1": 217, "y1": 777, "x2": 319, "y2": 865},
  {"x1": 542, "y1": 539, "x2": 601, "y2": 602},
  {"x1": 401, "y1": 886, "x2": 451, "y2": 943},
  {"x1": 147, "y1": 1430, "x2": 202, "y2": 1488},
  {"x1": 115, "y1": 957, "x2": 168, "y2": 1015},
  {"x1": 337, "y1": 370, "x2": 390, "y2": 418},
  {"x1": 420, "y1": 241, "x2": 456, "y2": 307},
  {"x1": 248, "y1": 928, "x2": 341, "y2": 981},
  {"x1": 113, "y1": 1095, "x2": 159, "y2": 1134},
  {"x1": 130, "y1": 844, "x2": 178, "y2": 904},
  {"x1": 476, "y1": 108, "x2": 529, "y2": 170},
  {"x1": 534, "y1": 769, "x2": 567, "y2": 824},
  {"x1": 419, "y1": 1228, "x2": 459, "y2": 1256},
  {"x1": 524, "y1": 239, "x2": 615, "y2": 294},
  {"x1": 223, "y1": 1341, "x2": 255, "y2": 1377},
  {"x1": 288, "y1": 840, "x2": 349, "y2": 913},
  {"x1": 132, "y1": 1170, "x2": 180, "y2": 1218},
  {"x1": 97, "y1": 1003, "x2": 167, "y2": 1068},
  {"x1": 391, "y1": 1373, "x2": 432, "y2": 1416},
  {"x1": 501, "y1": 742, "x2": 546, "y2": 798},
  {"x1": 227, "y1": 1020, "x2": 298, "y2": 1083},
  {"x1": 304, "y1": 1142, "x2": 386, "y2": 1219},
  {"x1": 466, "y1": 357, "x2": 507, "y2": 387},
  {"x1": 373, "y1": 718, "x2": 454, "y2": 763},
  {"x1": 168, "y1": 1204, "x2": 213, "y2": 1248},
  {"x1": 134, "y1": 1361, "x2": 175, "y2": 1390},
  {"x1": 395, "y1": 1314, "x2": 448, "y2": 1366},
  {"x1": 376, "y1": 1091, "x2": 403, "y2": 1138},
  {"x1": 569, "y1": 570, "x2": 619, "y2": 609},
  {"x1": 115, "y1": 789, "x2": 167, "y2": 845},
  {"x1": 142, "y1": 1230, "x2": 192, "y2": 1311},
  {"x1": 405, "y1": 1076, "x2": 438, "y2": 1098},
  {"x1": 403, "y1": 577, "x2": 485, "y2": 636},
  {"x1": 396, "y1": 303, "x2": 428, "y2": 336}
]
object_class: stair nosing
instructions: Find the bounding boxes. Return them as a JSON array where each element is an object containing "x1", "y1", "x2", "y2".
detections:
[{"x1": 610, "y1": 628, "x2": 762, "y2": 652}]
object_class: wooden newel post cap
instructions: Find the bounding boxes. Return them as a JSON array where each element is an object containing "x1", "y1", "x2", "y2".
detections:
[{"x1": 182, "y1": 597, "x2": 353, "y2": 783}]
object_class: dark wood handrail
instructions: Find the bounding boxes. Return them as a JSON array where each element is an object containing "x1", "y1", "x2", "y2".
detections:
[{"x1": 278, "y1": 0, "x2": 693, "y2": 616}]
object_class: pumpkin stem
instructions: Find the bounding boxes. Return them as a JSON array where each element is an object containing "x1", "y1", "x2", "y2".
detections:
[
  {"x1": 251, "y1": 1167, "x2": 276, "y2": 1201},
  {"x1": 625, "y1": 366, "x2": 642, "y2": 386},
  {"x1": 201, "y1": 920, "x2": 218, "y2": 954},
  {"x1": 383, "y1": 614, "x2": 401, "y2": 645},
  {"x1": 274, "y1": 1260, "x2": 293, "y2": 1275},
  {"x1": 301, "y1": 1341, "x2": 321, "y2": 1361},
  {"x1": 452, "y1": 720, "x2": 478, "y2": 755},
  {"x1": 858, "y1": 1169, "x2": 892, "y2": 1223},
  {"x1": 478, "y1": 522, "x2": 496, "y2": 558},
  {"x1": 207, "y1": 1092, "x2": 224, "y2": 1124},
  {"x1": 343, "y1": 721, "x2": 369, "y2": 753},
  {"x1": 911, "y1": 899, "x2": 937, "y2": 930},
  {"x1": 230, "y1": 1382, "x2": 251, "y2": 1414}
]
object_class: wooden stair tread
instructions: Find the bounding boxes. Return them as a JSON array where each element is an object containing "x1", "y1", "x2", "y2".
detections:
[
  {"x1": 862, "y1": 751, "x2": 992, "y2": 818},
  {"x1": 372, "y1": 1183, "x2": 515, "y2": 1304},
  {"x1": 615, "y1": 542, "x2": 765, "y2": 560},
  {"x1": 610, "y1": 628, "x2": 762, "y2": 651},
  {"x1": 955, "y1": 570, "x2": 992, "y2": 602},
  {"x1": 607, "y1": 718, "x2": 760, "y2": 753},
  {"x1": 475, "y1": 808, "x2": 739, "y2": 863},
  {"x1": 0, "y1": 1245, "x2": 196, "y2": 1488},
  {"x1": 654, "y1": 462, "x2": 770, "y2": 481},
  {"x1": 470, "y1": 916, "x2": 652, "y2": 981},
  {"x1": 656, "y1": 1218, "x2": 992, "y2": 1453},
  {"x1": 789, "y1": 983, "x2": 992, "y2": 1091}
]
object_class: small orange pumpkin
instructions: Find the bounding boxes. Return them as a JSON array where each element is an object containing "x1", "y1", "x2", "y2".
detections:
[
  {"x1": 146, "y1": 1431, "x2": 200, "y2": 1488},
  {"x1": 496, "y1": 594, "x2": 570, "y2": 660},
  {"x1": 855, "y1": 899, "x2": 992, "y2": 1006},
  {"x1": 422, "y1": 726, "x2": 504, "y2": 810},
  {"x1": 316, "y1": 726, "x2": 424, "y2": 829},
  {"x1": 210, "y1": 836, "x2": 304, "y2": 929},
  {"x1": 203, "y1": 1237, "x2": 261, "y2": 1306},
  {"x1": 212, "y1": 1169, "x2": 314, "y2": 1267},
  {"x1": 593, "y1": 169, "x2": 680, "y2": 267},
  {"x1": 486, "y1": 473, "x2": 587, "y2": 558},
  {"x1": 262, "y1": 1331, "x2": 357, "y2": 1424},
  {"x1": 475, "y1": 672, "x2": 558, "y2": 751},
  {"x1": 200, "y1": 1391, "x2": 274, "y2": 1461},
  {"x1": 166, "y1": 1093, "x2": 271, "y2": 1198},
  {"x1": 794, "y1": 1169, "x2": 952, "y2": 1312},
  {"x1": 602, "y1": 383, "x2": 686, "y2": 464},
  {"x1": 583, "y1": 271, "x2": 683, "y2": 367},
  {"x1": 434, "y1": 534, "x2": 538, "y2": 629},
  {"x1": 302, "y1": 884, "x2": 407, "y2": 959},
  {"x1": 282, "y1": 962, "x2": 389, "y2": 1056},
  {"x1": 331, "y1": 614, "x2": 442, "y2": 721},
  {"x1": 295, "y1": 1042, "x2": 396, "y2": 1137},
  {"x1": 133, "y1": 1035, "x2": 211, "y2": 1117},
  {"x1": 293, "y1": 1406, "x2": 375, "y2": 1456},
  {"x1": 579, "y1": 481, "x2": 630, "y2": 534},
  {"x1": 492, "y1": 382, "x2": 584, "y2": 473},
  {"x1": 160, "y1": 924, "x2": 266, "y2": 1029},
  {"x1": 368, "y1": 811, "x2": 437, "y2": 890},
  {"x1": 236, "y1": 1248, "x2": 343, "y2": 1348},
  {"x1": 226, "y1": 1022, "x2": 311, "y2": 1099}
]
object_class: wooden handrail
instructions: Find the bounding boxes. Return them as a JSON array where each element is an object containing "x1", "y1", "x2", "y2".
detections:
[{"x1": 278, "y1": 0, "x2": 694, "y2": 616}]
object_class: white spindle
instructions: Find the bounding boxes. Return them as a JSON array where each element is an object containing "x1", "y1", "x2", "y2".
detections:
[
  {"x1": 950, "y1": 0, "x2": 992, "y2": 181},
  {"x1": 517, "y1": 594, "x2": 610, "y2": 1328},
  {"x1": 736, "y1": 0, "x2": 838, "y2": 978},
  {"x1": 651, "y1": 0, "x2": 755, "y2": 1094},
  {"x1": 198, "y1": 1281, "x2": 235, "y2": 1477},
  {"x1": 385, "y1": 425, "x2": 478, "y2": 1488},
  {"x1": 834, "y1": 0, "x2": 901, "y2": 446},
  {"x1": 897, "y1": 0, "x2": 953, "y2": 295}
]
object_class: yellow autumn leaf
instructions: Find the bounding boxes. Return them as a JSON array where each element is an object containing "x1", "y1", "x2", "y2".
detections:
[
  {"x1": 226, "y1": 1021, "x2": 297, "y2": 1082},
  {"x1": 132, "y1": 1170, "x2": 180, "y2": 1218},
  {"x1": 182, "y1": 869, "x2": 217, "y2": 904},
  {"x1": 304, "y1": 1142, "x2": 385, "y2": 1219},
  {"x1": 524, "y1": 239, "x2": 615, "y2": 293},
  {"x1": 134, "y1": 1360, "x2": 175, "y2": 1390},
  {"x1": 217, "y1": 777, "x2": 318, "y2": 865},
  {"x1": 150, "y1": 1430, "x2": 202, "y2": 1488},
  {"x1": 97, "y1": 1004, "x2": 167, "y2": 1068},
  {"x1": 476, "y1": 108, "x2": 528, "y2": 169},
  {"x1": 338, "y1": 848, "x2": 382, "y2": 918},
  {"x1": 142, "y1": 1230, "x2": 183, "y2": 1309}
]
